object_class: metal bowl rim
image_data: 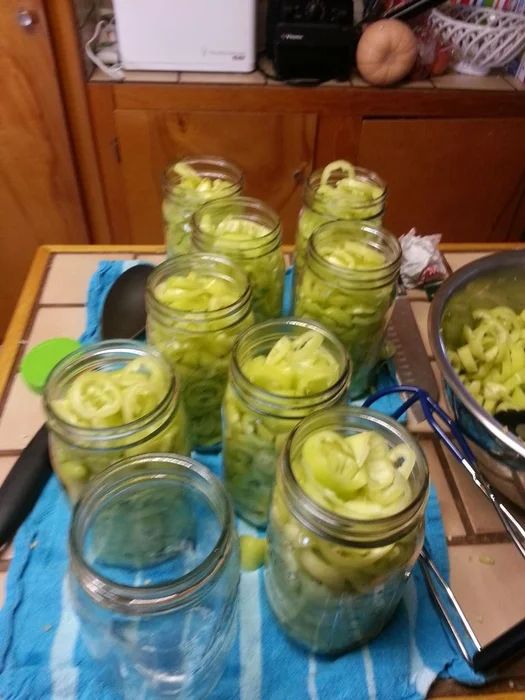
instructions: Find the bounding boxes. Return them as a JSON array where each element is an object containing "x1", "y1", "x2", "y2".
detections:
[{"x1": 428, "y1": 249, "x2": 525, "y2": 461}]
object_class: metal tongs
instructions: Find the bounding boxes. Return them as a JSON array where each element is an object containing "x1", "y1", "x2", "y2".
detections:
[
  {"x1": 364, "y1": 385, "x2": 525, "y2": 559},
  {"x1": 364, "y1": 385, "x2": 525, "y2": 672}
]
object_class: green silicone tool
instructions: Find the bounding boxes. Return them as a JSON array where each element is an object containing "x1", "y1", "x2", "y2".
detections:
[{"x1": 20, "y1": 337, "x2": 81, "y2": 394}]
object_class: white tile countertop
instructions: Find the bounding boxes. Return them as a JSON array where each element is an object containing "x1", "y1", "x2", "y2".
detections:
[{"x1": 1, "y1": 244, "x2": 525, "y2": 697}]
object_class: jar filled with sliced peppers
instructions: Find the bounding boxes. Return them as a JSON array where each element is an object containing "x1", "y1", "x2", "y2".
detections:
[
  {"x1": 294, "y1": 220, "x2": 401, "y2": 398},
  {"x1": 265, "y1": 406, "x2": 428, "y2": 654},
  {"x1": 223, "y1": 319, "x2": 351, "y2": 527},
  {"x1": 146, "y1": 254, "x2": 254, "y2": 450},
  {"x1": 163, "y1": 156, "x2": 243, "y2": 257},
  {"x1": 295, "y1": 160, "x2": 387, "y2": 275},
  {"x1": 44, "y1": 341, "x2": 189, "y2": 502},
  {"x1": 192, "y1": 197, "x2": 285, "y2": 322}
]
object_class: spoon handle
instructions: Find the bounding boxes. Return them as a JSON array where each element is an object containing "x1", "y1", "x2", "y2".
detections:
[{"x1": 0, "y1": 424, "x2": 52, "y2": 549}]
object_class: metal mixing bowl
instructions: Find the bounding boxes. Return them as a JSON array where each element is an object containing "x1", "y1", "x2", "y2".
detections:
[{"x1": 429, "y1": 251, "x2": 525, "y2": 510}]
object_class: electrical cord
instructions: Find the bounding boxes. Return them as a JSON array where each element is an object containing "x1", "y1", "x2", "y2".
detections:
[
  {"x1": 85, "y1": 18, "x2": 125, "y2": 81},
  {"x1": 256, "y1": 52, "x2": 332, "y2": 87}
]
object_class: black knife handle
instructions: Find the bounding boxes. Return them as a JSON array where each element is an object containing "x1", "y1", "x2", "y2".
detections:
[
  {"x1": 0, "y1": 424, "x2": 52, "y2": 548},
  {"x1": 472, "y1": 618, "x2": 525, "y2": 673}
]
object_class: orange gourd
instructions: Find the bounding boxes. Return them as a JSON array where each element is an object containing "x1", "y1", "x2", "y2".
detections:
[{"x1": 357, "y1": 19, "x2": 418, "y2": 86}]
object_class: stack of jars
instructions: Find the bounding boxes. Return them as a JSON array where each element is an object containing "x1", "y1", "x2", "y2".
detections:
[{"x1": 43, "y1": 155, "x2": 429, "y2": 698}]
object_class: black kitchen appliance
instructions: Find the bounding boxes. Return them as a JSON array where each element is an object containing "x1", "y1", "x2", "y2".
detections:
[
  {"x1": 266, "y1": 0, "x2": 356, "y2": 82},
  {"x1": 265, "y1": 0, "x2": 448, "y2": 83}
]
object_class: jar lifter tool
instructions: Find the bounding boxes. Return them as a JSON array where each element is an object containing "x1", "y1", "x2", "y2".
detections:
[{"x1": 365, "y1": 385, "x2": 525, "y2": 672}]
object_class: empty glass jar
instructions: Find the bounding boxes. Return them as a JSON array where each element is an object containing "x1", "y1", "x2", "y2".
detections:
[
  {"x1": 265, "y1": 406, "x2": 429, "y2": 654},
  {"x1": 44, "y1": 341, "x2": 189, "y2": 502},
  {"x1": 192, "y1": 196, "x2": 285, "y2": 321},
  {"x1": 69, "y1": 453, "x2": 240, "y2": 699},
  {"x1": 163, "y1": 156, "x2": 243, "y2": 257}
]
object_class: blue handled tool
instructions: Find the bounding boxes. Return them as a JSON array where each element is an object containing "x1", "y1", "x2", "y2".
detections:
[{"x1": 364, "y1": 385, "x2": 525, "y2": 673}]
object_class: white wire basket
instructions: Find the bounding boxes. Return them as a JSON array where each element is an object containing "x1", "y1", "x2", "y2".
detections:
[{"x1": 429, "y1": 4, "x2": 525, "y2": 75}]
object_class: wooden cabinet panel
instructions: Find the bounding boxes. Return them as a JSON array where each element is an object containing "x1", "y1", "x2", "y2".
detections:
[
  {"x1": 0, "y1": 0, "x2": 88, "y2": 336},
  {"x1": 314, "y1": 114, "x2": 361, "y2": 168},
  {"x1": 358, "y1": 118, "x2": 525, "y2": 243},
  {"x1": 114, "y1": 109, "x2": 318, "y2": 244}
]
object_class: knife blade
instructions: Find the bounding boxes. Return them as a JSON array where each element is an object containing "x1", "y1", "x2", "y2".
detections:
[{"x1": 387, "y1": 295, "x2": 439, "y2": 423}]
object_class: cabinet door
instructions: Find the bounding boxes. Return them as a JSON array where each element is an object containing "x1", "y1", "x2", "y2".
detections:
[
  {"x1": 114, "y1": 109, "x2": 318, "y2": 244},
  {"x1": 0, "y1": 0, "x2": 88, "y2": 336},
  {"x1": 358, "y1": 118, "x2": 525, "y2": 242}
]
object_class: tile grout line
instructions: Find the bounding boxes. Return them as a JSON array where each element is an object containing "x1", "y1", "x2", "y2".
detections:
[
  {"x1": 447, "y1": 533, "x2": 513, "y2": 546},
  {"x1": 431, "y1": 434, "x2": 476, "y2": 537},
  {"x1": 0, "y1": 253, "x2": 55, "y2": 416},
  {"x1": 38, "y1": 303, "x2": 86, "y2": 309}
]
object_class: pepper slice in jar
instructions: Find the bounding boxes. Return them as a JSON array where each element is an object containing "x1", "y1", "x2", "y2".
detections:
[
  {"x1": 294, "y1": 226, "x2": 399, "y2": 398},
  {"x1": 149, "y1": 267, "x2": 254, "y2": 449},
  {"x1": 193, "y1": 198, "x2": 285, "y2": 322},
  {"x1": 295, "y1": 160, "x2": 386, "y2": 273},
  {"x1": 163, "y1": 161, "x2": 242, "y2": 256},
  {"x1": 265, "y1": 423, "x2": 425, "y2": 653},
  {"x1": 47, "y1": 354, "x2": 189, "y2": 500},
  {"x1": 52, "y1": 358, "x2": 170, "y2": 429},
  {"x1": 224, "y1": 330, "x2": 345, "y2": 526},
  {"x1": 294, "y1": 429, "x2": 415, "y2": 518}
]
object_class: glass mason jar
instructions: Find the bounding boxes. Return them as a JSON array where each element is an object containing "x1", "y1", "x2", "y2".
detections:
[
  {"x1": 192, "y1": 196, "x2": 285, "y2": 322},
  {"x1": 294, "y1": 221, "x2": 401, "y2": 398},
  {"x1": 223, "y1": 318, "x2": 351, "y2": 527},
  {"x1": 265, "y1": 406, "x2": 429, "y2": 654},
  {"x1": 163, "y1": 156, "x2": 243, "y2": 257},
  {"x1": 44, "y1": 341, "x2": 189, "y2": 502},
  {"x1": 69, "y1": 453, "x2": 240, "y2": 699},
  {"x1": 146, "y1": 253, "x2": 254, "y2": 450},
  {"x1": 295, "y1": 165, "x2": 387, "y2": 275}
]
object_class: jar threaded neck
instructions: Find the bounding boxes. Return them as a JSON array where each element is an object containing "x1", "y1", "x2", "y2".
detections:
[
  {"x1": 280, "y1": 406, "x2": 429, "y2": 547},
  {"x1": 44, "y1": 340, "x2": 179, "y2": 448},
  {"x1": 146, "y1": 253, "x2": 253, "y2": 328},
  {"x1": 69, "y1": 453, "x2": 236, "y2": 614},
  {"x1": 305, "y1": 221, "x2": 401, "y2": 289},
  {"x1": 162, "y1": 155, "x2": 243, "y2": 205},
  {"x1": 192, "y1": 196, "x2": 282, "y2": 260},
  {"x1": 229, "y1": 318, "x2": 351, "y2": 419}
]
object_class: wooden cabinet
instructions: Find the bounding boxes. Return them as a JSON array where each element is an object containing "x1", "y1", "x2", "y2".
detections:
[
  {"x1": 0, "y1": 0, "x2": 88, "y2": 336},
  {"x1": 86, "y1": 80, "x2": 525, "y2": 248},
  {"x1": 358, "y1": 117, "x2": 525, "y2": 242},
  {"x1": 114, "y1": 109, "x2": 317, "y2": 243}
]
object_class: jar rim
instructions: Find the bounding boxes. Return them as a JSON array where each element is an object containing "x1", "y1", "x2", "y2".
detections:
[
  {"x1": 230, "y1": 318, "x2": 351, "y2": 417},
  {"x1": 305, "y1": 165, "x2": 387, "y2": 213},
  {"x1": 146, "y1": 253, "x2": 253, "y2": 328},
  {"x1": 307, "y1": 221, "x2": 402, "y2": 284},
  {"x1": 69, "y1": 453, "x2": 235, "y2": 614},
  {"x1": 280, "y1": 406, "x2": 429, "y2": 546},
  {"x1": 192, "y1": 196, "x2": 282, "y2": 258},
  {"x1": 162, "y1": 155, "x2": 244, "y2": 200},
  {"x1": 44, "y1": 340, "x2": 179, "y2": 444}
]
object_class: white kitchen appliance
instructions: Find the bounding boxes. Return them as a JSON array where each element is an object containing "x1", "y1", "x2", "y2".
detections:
[{"x1": 112, "y1": 0, "x2": 257, "y2": 72}]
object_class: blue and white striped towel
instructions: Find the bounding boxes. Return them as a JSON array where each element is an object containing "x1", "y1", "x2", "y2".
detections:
[{"x1": 0, "y1": 261, "x2": 484, "y2": 700}]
